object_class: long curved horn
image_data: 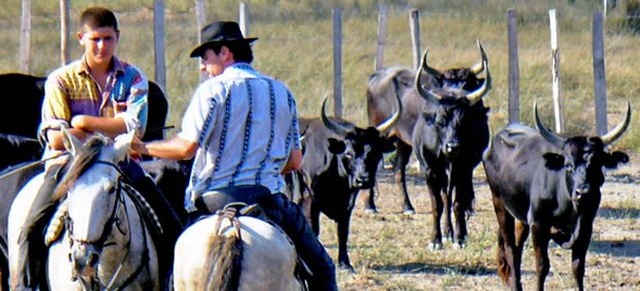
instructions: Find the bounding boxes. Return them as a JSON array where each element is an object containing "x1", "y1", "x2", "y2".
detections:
[
  {"x1": 470, "y1": 39, "x2": 487, "y2": 74},
  {"x1": 375, "y1": 81, "x2": 403, "y2": 134},
  {"x1": 321, "y1": 97, "x2": 350, "y2": 137},
  {"x1": 534, "y1": 101, "x2": 565, "y2": 147},
  {"x1": 600, "y1": 101, "x2": 632, "y2": 145},
  {"x1": 415, "y1": 49, "x2": 440, "y2": 102},
  {"x1": 465, "y1": 42, "x2": 491, "y2": 105}
]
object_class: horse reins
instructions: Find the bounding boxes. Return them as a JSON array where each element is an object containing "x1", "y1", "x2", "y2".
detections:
[{"x1": 65, "y1": 160, "x2": 150, "y2": 291}]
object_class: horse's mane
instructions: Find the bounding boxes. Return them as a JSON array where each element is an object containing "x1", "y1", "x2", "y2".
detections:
[{"x1": 53, "y1": 135, "x2": 111, "y2": 200}]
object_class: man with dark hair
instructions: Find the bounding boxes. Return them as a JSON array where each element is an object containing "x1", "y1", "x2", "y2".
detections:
[
  {"x1": 131, "y1": 21, "x2": 338, "y2": 291},
  {"x1": 15, "y1": 6, "x2": 181, "y2": 290}
]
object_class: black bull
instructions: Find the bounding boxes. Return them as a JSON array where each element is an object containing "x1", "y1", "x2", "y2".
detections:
[
  {"x1": 286, "y1": 95, "x2": 400, "y2": 272},
  {"x1": 364, "y1": 41, "x2": 489, "y2": 216},
  {"x1": 366, "y1": 41, "x2": 491, "y2": 250},
  {"x1": 482, "y1": 103, "x2": 631, "y2": 291},
  {"x1": 0, "y1": 72, "x2": 172, "y2": 290}
]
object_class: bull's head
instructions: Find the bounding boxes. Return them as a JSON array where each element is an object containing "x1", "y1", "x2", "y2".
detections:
[
  {"x1": 320, "y1": 92, "x2": 400, "y2": 188},
  {"x1": 415, "y1": 40, "x2": 491, "y2": 157},
  {"x1": 535, "y1": 102, "x2": 631, "y2": 201}
]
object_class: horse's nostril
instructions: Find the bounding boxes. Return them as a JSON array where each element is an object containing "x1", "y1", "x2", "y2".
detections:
[{"x1": 68, "y1": 252, "x2": 73, "y2": 262}]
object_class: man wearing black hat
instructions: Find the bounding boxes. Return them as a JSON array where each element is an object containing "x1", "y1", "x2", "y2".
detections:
[{"x1": 131, "y1": 21, "x2": 338, "y2": 290}]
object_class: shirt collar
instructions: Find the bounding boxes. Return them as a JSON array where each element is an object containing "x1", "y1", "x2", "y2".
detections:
[
  {"x1": 76, "y1": 55, "x2": 125, "y2": 76},
  {"x1": 227, "y1": 62, "x2": 254, "y2": 72}
]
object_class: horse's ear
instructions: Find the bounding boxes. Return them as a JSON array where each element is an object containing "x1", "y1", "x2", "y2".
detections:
[
  {"x1": 61, "y1": 127, "x2": 82, "y2": 156},
  {"x1": 114, "y1": 131, "x2": 135, "y2": 161}
]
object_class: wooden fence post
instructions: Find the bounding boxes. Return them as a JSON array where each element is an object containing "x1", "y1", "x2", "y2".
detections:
[
  {"x1": 20, "y1": 0, "x2": 31, "y2": 73},
  {"x1": 195, "y1": 0, "x2": 207, "y2": 82},
  {"x1": 332, "y1": 7, "x2": 343, "y2": 118},
  {"x1": 60, "y1": 0, "x2": 70, "y2": 65},
  {"x1": 549, "y1": 9, "x2": 564, "y2": 133},
  {"x1": 239, "y1": 2, "x2": 249, "y2": 37},
  {"x1": 154, "y1": 0, "x2": 166, "y2": 91},
  {"x1": 507, "y1": 9, "x2": 520, "y2": 124},
  {"x1": 374, "y1": 4, "x2": 387, "y2": 71},
  {"x1": 409, "y1": 9, "x2": 421, "y2": 70},
  {"x1": 592, "y1": 12, "x2": 608, "y2": 136}
]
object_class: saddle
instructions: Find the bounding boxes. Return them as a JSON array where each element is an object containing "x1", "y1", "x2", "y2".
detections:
[{"x1": 204, "y1": 193, "x2": 312, "y2": 289}]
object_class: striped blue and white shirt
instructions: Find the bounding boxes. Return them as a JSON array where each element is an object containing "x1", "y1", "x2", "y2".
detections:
[{"x1": 178, "y1": 63, "x2": 301, "y2": 212}]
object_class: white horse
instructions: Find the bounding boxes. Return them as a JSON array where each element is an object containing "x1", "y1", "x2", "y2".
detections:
[
  {"x1": 173, "y1": 204, "x2": 304, "y2": 291},
  {"x1": 8, "y1": 131, "x2": 159, "y2": 290}
]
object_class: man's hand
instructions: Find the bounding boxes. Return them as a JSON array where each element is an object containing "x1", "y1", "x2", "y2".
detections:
[{"x1": 130, "y1": 135, "x2": 148, "y2": 156}]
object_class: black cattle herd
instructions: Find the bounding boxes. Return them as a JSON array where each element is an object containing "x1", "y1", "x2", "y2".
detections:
[{"x1": 0, "y1": 40, "x2": 632, "y2": 290}]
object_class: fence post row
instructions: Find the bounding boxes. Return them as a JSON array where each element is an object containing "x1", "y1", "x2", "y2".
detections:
[
  {"x1": 332, "y1": 7, "x2": 343, "y2": 118},
  {"x1": 20, "y1": 0, "x2": 31, "y2": 73},
  {"x1": 409, "y1": 9, "x2": 421, "y2": 70},
  {"x1": 239, "y1": 2, "x2": 250, "y2": 37},
  {"x1": 549, "y1": 9, "x2": 564, "y2": 133},
  {"x1": 507, "y1": 9, "x2": 520, "y2": 124},
  {"x1": 60, "y1": 0, "x2": 70, "y2": 66},
  {"x1": 154, "y1": 0, "x2": 166, "y2": 92},
  {"x1": 374, "y1": 4, "x2": 387, "y2": 71},
  {"x1": 592, "y1": 12, "x2": 608, "y2": 136}
]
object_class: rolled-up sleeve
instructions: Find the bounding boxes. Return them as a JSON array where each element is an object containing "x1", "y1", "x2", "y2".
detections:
[{"x1": 39, "y1": 74, "x2": 71, "y2": 141}]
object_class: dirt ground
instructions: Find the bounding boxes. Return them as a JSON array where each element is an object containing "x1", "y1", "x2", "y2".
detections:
[{"x1": 326, "y1": 152, "x2": 640, "y2": 290}]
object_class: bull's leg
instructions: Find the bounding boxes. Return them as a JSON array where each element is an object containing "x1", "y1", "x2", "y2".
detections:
[
  {"x1": 530, "y1": 223, "x2": 551, "y2": 291},
  {"x1": 451, "y1": 170, "x2": 475, "y2": 248},
  {"x1": 571, "y1": 223, "x2": 594, "y2": 291},
  {"x1": 394, "y1": 141, "x2": 415, "y2": 214},
  {"x1": 426, "y1": 170, "x2": 444, "y2": 250},
  {"x1": 309, "y1": 203, "x2": 321, "y2": 236},
  {"x1": 514, "y1": 220, "x2": 529, "y2": 289},
  {"x1": 336, "y1": 215, "x2": 355, "y2": 273},
  {"x1": 491, "y1": 194, "x2": 523, "y2": 291},
  {"x1": 442, "y1": 184, "x2": 454, "y2": 244},
  {"x1": 362, "y1": 187, "x2": 378, "y2": 214}
]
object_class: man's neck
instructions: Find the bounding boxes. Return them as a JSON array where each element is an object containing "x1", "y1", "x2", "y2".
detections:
[{"x1": 85, "y1": 56, "x2": 113, "y2": 75}]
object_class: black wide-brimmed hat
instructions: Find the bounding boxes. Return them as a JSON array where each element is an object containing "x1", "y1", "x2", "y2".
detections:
[{"x1": 189, "y1": 21, "x2": 258, "y2": 58}]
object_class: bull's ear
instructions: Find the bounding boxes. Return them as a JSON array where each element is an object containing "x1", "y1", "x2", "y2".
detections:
[
  {"x1": 422, "y1": 112, "x2": 435, "y2": 125},
  {"x1": 543, "y1": 153, "x2": 564, "y2": 171},
  {"x1": 382, "y1": 139, "x2": 396, "y2": 153},
  {"x1": 604, "y1": 151, "x2": 629, "y2": 169},
  {"x1": 328, "y1": 138, "x2": 346, "y2": 154}
]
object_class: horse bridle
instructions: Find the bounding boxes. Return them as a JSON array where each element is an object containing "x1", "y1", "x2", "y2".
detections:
[{"x1": 63, "y1": 160, "x2": 150, "y2": 291}]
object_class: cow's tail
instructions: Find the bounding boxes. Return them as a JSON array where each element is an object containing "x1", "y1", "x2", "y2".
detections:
[{"x1": 202, "y1": 218, "x2": 243, "y2": 290}]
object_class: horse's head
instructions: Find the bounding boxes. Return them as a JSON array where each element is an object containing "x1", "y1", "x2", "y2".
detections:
[{"x1": 57, "y1": 131, "x2": 133, "y2": 281}]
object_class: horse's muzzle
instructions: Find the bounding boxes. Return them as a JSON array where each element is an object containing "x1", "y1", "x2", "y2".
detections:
[{"x1": 70, "y1": 242, "x2": 100, "y2": 279}]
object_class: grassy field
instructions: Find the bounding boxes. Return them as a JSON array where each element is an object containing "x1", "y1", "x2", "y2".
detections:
[
  {"x1": 1, "y1": 0, "x2": 639, "y2": 149},
  {"x1": 1, "y1": 1, "x2": 639, "y2": 289}
]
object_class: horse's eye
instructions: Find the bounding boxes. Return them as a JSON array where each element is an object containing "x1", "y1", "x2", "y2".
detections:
[{"x1": 107, "y1": 185, "x2": 117, "y2": 194}]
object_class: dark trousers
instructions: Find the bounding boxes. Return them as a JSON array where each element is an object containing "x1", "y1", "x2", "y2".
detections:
[
  {"x1": 17, "y1": 161, "x2": 183, "y2": 291},
  {"x1": 190, "y1": 191, "x2": 338, "y2": 291}
]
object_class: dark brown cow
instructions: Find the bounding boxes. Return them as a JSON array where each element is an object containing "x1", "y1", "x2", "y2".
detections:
[
  {"x1": 482, "y1": 103, "x2": 631, "y2": 290},
  {"x1": 365, "y1": 41, "x2": 488, "y2": 215}
]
